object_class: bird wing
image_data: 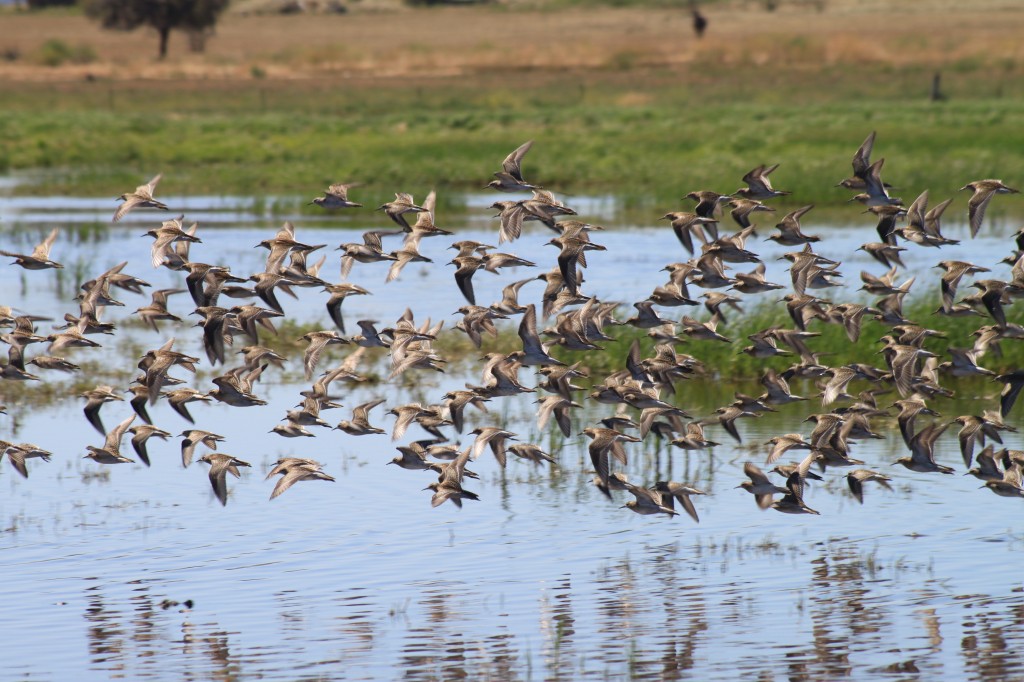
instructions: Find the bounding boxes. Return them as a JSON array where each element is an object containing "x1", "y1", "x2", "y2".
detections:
[
  {"x1": 968, "y1": 187, "x2": 995, "y2": 238},
  {"x1": 32, "y1": 227, "x2": 59, "y2": 260},
  {"x1": 103, "y1": 414, "x2": 136, "y2": 453},
  {"x1": 141, "y1": 173, "x2": 162, "y2": 198},
  {"x1": 518, "y1": 304, "x2": 543, "y2": 355},
  {"x1": 501, "y1": 140, "x2": 534, "y2": 182},
  {"x1": 852, "y1": 131, "x2": 876, "y2": 178},
  {"x1": 113, "y1": 194, "x2": 143, "y2": 223},
  {"x1": 454, "y1": 263, "x2": 478, "y2": 305}
]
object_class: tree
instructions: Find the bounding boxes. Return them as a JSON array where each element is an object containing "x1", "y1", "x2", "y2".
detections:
[{"x1": 84, "y1": 0, "x2": 230, "y2": 60}]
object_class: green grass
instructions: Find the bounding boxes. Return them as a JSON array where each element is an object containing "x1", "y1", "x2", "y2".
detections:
[{"x1": 3, "y1": 77, "x2": 1024, "y2": 217}]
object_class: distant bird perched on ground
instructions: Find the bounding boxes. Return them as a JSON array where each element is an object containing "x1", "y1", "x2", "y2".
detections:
[{"x1": 690, "y1": 1, "x2": 707, "y2": 37}]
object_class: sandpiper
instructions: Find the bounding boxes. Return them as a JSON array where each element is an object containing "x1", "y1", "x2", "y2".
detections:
[
  {"x1": 114, "y1": 173, "x2": 168, "y2": 222},
  {"x1": 199, "y1": 453, "x2": 251, "y2": 506},
  {"x1": 0, "y1": 227, "x2": 63, "y2": 270}
]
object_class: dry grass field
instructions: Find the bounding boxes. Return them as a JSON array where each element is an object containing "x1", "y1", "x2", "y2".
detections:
[{"x1": 0, "y1": 0, "x2": 1022, "y2": 86}]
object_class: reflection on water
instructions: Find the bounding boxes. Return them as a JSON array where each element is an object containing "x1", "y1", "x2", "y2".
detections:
[
  {"x1": 1, "y1": 192, "x2": 1024, "y2": 680},
  {"x1": 61, "y1": 536, "x2": 1024, "y2": 680}
]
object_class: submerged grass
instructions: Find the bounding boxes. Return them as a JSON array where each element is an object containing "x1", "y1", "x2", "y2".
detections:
[{"x1": 553, "y1": 295, "x2": 1024, "y2": 383}]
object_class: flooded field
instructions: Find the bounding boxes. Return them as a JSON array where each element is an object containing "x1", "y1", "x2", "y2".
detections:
[{"x1": 2, "y1": 190, "x2": 1024, "y2": 681}]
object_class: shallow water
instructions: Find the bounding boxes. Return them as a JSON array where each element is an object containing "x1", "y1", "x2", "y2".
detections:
[{"x1": 2, "y1": 192, "x2": 1024, "y2": 681}]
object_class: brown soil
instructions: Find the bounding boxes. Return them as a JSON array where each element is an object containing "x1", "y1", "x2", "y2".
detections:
[{"x1": 0, "y1": 0, "x2": 1021, "y2": 82}]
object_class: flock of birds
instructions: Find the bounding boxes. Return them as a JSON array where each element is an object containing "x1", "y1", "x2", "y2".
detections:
[{"x1": 2, "y1": 132, "x2": 1024, "y2": 518}]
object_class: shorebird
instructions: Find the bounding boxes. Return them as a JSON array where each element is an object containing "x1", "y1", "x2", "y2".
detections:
[
  {"x1": 311, "y1": 182, "x2": 362, "y2": 209},
  {"x1": 487, "y1": 140, "x2": 540, "y2": 193},
  {"x1": 84, "y1": 414, "x2": 136, "y2": 465},
  {"x1": 179, "y1": 429, "x2": 224, "y2": 468},
  {"x1": 895, "y1": 421, "x2": 953, "y2": 474},
  {"x1": 939, "y1": 347, "x2": 994, "y2": 379},
  {"x1": 339, "y1": 231, "x2": 401, "y2": 279},
  {"x1": 858, "y1": 241, "x2": 906, "y2": 269},
  {"x1": 738, "y1": 461, "x2": 789, "y2": 509},
  {"x1": 760, "y1": 368, "x2": 807, "y2": 405},
  {"x1": 838, "y1": 131, "x2": 884, "y2": 191},
  {"x1": 301, "y1": 330, "x2": 349, "y2": 380},
  {"x1": 470, "y1": 426, "x2": 518, "y2": 467},
  {"x1": 535, "y1": 395, "x2": 580, "y2": 437},
  {"x1": 508, "y1": 443, "x2": 556, "y2": 466},
  {"x1": 670, "y1": 422, "x2": 719, "y2": 451},
  {"x1": 492, "y1": 190, "x2": 575, "y2": 243},
  {"x1": 267, "y1": 458, "x2": 335, "y2": 500},
  {"x1": 950, "y1": 414, "x2": 1008, "y2": 468},
  {"x1": 933, "y1": 260, "x2": 988, "y2": 313},
  {"x1": 733, "y1": 164, "x2": 790, "y2": 201},
  {"x1": 848, "y1": 158, "x2": 901, "y2": 207},
  {"x1": 996, "y1": 369, "x2": 1024, "y2": 419},
  {"x1": 114, "y1": 173, "x2": 167, "y2": 222},
  {"x1": 621, "y1": 482, "x2": 678, "y2": 518},
  {"x1": 982, "y1": 462, "x2": 1024, "y2": 499},
  {"x1": 322, "y1": 283, "x2": 371, "y2": 334},
  {"x1": 134, "y1": 288, "x2": 185, "y2": 332},
  {"x1": 961, "y1": 179, "x2": 1019, "y2": 238},
  {"x1": 376, "y1": 193, "x2": 426, "y2": 231},
  {"x1": 767, "y1": 205, "x2": 818, "y2": 245},
  {"x1": 128, "y1": 424, "x2": 171, "y2": 467},
  {"x1": 661, "y1": 212, "x2": 716, "y2": 254},
  {"x1": 82, "y1": 385, "x2": 124, "y2": 436},
  {"x1": 442, "y1": 390, "x2": 490, "y2": 434},
  {"x1": 548, "y1": 234, "x2": 606, "y2": 297},
  {"x1": 335, "y1": 399, "x2": 387, "y2": 436},
  {"x1": 771, "y1": 471, "x2": 819, "y2": 515},
  {"x1": 490, "y1": 277, "x2": 537, "y2": 315},
  {"x1": 199, "y1": 453, "x2": 251, "y2": 506},
  {"x1": 0, "y1": 227, "x2": 63, "y2": 270},
  {"x1": 163, "y1": 387, "x2": 213, "y2": 424},
  {"x1": 425, "y1": 446, "x2": 479, "y2": 508},
  {"x1": 583, "y1": 427, "x2": 640, "y2": 492},
  {"x1": 685, "y1": 190, "x2": 731, "y2": 223},
  {"x1": 965, "y1": 446, "x2": 1004, "y2": 482},
  {"x1": 846, "y1": 469, "x2": 893, "y2": 504},
  {"x1": 448, "y1": 255, "x2": 485, "y2": 305},
  {"x1": 764, "y1": 433, "x2": 812, "y2": 465},
  {"x1": 4, "y1": 442, "x2": 52, "y2": 478}
]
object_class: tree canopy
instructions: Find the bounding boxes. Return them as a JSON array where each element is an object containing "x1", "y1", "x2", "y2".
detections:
[{"x1": 84, "y1": 0, "x2": 230, "y2": 60}]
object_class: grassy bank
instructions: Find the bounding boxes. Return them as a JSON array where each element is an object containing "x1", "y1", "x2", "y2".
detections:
[
  {"x1": 2, "y1": 2, "x2": 1024, "y2": 212},
  {"x1": 3, "y1": 89, "x2": 1024, "y2": 217}
]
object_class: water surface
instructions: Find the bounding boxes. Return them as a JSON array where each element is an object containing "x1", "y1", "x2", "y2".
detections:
[{"x1": 1, "y1": 192, "x2": 1023, "y2": 681}]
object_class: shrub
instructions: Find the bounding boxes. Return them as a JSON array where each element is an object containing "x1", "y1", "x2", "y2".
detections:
[{"x1": 33, "y1": 39, "x2": 98, "y2": 67}]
